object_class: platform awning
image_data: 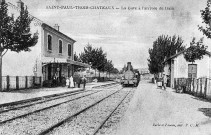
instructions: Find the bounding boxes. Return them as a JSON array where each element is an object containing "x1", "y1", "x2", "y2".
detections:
[
  {"x1": 41, "y1": 57, "x2": 91, "y2": 68},
  {"x1": 67, "y1": 59, "x2": 91, "y2": 68}
]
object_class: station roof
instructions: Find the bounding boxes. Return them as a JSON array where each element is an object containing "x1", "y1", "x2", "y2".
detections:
[
  {"x1": 42, "y1": 57, "x2": 91, "y2": 68},
  {"x1": 42, "y1": 23, "x2": 76, "y2": 43}
]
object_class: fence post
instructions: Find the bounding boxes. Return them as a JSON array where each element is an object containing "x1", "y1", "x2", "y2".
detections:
[
  {"x1": 187, "y1": 78, "x2": 189, "y2": 93},
  {"x1": 200, "y1": 79, "x2": 202, "y2": 96},
  {"x1": 33, "y1": 76, "x2": 35, "y2": 87},
  {"x1": 204, "y1": 78, "x2": 208, "y2": 98},
  {"x1": 177, "y1": 78, "x2": 179, "y2": 90},
  {"x1": 192, "y1": 79, "x2": 194, "y2": 94},
  {"x1": 16, "y1": 76, "x2": 19, "y2": 90},
  {"x1": 196, "y1": 79, "x2": 199, "y2": 96},
  {"x1": 25, "y1": 76, "x2": 28, "y2": 89},
  {"x1": 40, "y1": 76, "x2": 42, "y2": 87},
  {"x1": 6, "y1": 75, "x2": 10, "y2": 91},
  {"x1": 174, "y1": 78, "x2": 176, "y2": 89}
]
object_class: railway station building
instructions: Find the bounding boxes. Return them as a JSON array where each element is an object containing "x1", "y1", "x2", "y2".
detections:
[{"x1": 2, "y1": 0, "x2": 90, "y2": 87}]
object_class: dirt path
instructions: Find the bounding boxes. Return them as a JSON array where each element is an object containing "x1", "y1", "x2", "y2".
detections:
[{"x1": 115, "y1": 81, "x2": 211, "y2": 135}]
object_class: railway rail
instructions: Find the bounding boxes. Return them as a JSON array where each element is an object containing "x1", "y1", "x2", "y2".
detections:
[
  {"x1": 0, "y1": 90, "x2": 101, "y2": 125},
  {"x1": 0, "y1": 89, "x2": 84, "y2": 110},
  {"x1": 38, "y1": 88, "x2": 124, "y2": 135},
  {"x1": 0, "y1": 84, "x2": 132, "y2": 135},
  {"x1": 0, "y1": 90, "x2": 89, "y2": 113},
  {"x1": 0, "y1": 82, "x2": 119, "y2": 113},
  {"x1": 39, "y1": 88, "x2": 132, "y2": 135},
  {"x1": 92, "y1": 90, "x2": 131, "y2": 135}
]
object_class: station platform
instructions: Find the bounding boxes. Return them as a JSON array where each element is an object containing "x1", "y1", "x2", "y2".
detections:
[{"x1": 0, "y1": 81, "x2": 117, "y2": 106}]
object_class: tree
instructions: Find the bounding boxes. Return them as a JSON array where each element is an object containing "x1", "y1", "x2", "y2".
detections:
[
  {"x1": 79, "y1": 44, "x2": 107, "y2": 77},
  {"x1": 74, "y1": 52, "x2": 83, "y2": 72},
  {"x1": 110, "y1": 67, "x2": 119, "y2": 79},
  {"x1": 104, "y1": 60, "x2": 114, "y2": 78},
  {"x1": 94, "y1": 47, "x2": 107, "y2": 77},
  {"x1": 0, "y1": 1, "x2": 38, "y2": 91},
  {"x1": 184, "y1": 37, "x2": 207, "y2": 63},
  {"x1": 198, "y1": 0, "x2": 211, "y2": 38},
  {"x1": 148, "y1": 35, "x2": 185, "y2": 75},
  {"x1": 74, "y1": 52, "x2": 80, "y2": 62},
  {"x1": 119, "y1": 64, "x2": 126, "y2": 74},
  {"x1": 111, "y1": 68, "x2": 119, "y2": 74}
]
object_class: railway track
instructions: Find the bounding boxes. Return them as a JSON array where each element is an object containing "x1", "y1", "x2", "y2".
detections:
[
  {"x1": 92, "y1": 82, "x2": 119, "y2": 89},
  {"x1": 0, "y1": 83, "x2": 119, "y2": 113},
  {"x1": 0, "y1": 89, "x2": 83, "y2": 109},
  {"x1": 92, "y1": 89, "x2": 131, "y2": 135},
  {"x1": 38, "y1": 88, "x2": 125, "y2": 135},
  {"x1": 39, "y1": 88, "x2": 133, "y2": 135},
  {"x1": 0, "y1": 90, "x2": 90, "y2": 113},
  {"x1": 0, "y1": 84, "x2": 131, "y2": 135},
  {"x1": 0, "y1": 90, "x2": 101, "y2": 125}
]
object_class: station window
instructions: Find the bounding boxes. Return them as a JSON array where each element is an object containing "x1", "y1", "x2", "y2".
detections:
[
  {"x1": 47, "y1": 34, "x2": 52, "y2": 51},
  {"x1": 59, "y1": 40, "x2": 63, "y2": 54},
  {"x1": 68, "y1": 44, "x2": 71, "y2": 56},
  {"x1": 188, "y1": 64, "x2": 197, "y2": 78}
]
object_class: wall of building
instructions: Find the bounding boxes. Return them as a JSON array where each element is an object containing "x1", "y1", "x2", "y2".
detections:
[
  {"x1": 171, "y1": 60, "x2": 175, "y2": 88},
  {"x1": 196, "y1": 55, "x2": 210, "y2": 78},
  {"x1": 174, "y1": 53, "x2": 210, "y2": 79},
  {"x1": 42, "y1": 26, "x2": 74, "y2": 61},
  {"x1": 4, "y1": 1, "x2": 76, "y2": 78},
  {"x1": 163, "y1": 63, "x2": 170, "y2": 75},
  {"x1": 174, "y1": 54, "x2": 188, "y2": 78}
]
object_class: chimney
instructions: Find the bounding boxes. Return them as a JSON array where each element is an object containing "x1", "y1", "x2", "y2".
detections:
[
  {"x1": 54, "y1": 24, "x2": 60, "y2": 31},
  {"x1": 17, "y1": 0, "x2": 24, "y2": 10},
  {"x1": 127, "y1": 62, "x2": 132, "y2": 71}
]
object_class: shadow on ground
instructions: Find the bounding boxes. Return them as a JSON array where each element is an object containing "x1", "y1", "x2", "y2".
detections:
[
  {"x1": 191, "y1": 96, "x2": 211, "y2": 104},
  {"x1": 198, "y1": 108, "x2": 211, "y2": 118}
]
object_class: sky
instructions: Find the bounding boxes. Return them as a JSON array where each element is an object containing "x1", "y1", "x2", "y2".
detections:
[{"x1": 6, "y1": 0, "x2": 211, "y2": 70}]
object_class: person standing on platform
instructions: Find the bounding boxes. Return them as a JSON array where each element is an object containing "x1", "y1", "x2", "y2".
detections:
[
  {"x1": 82, "y1": 75, "x2": 87, "y2": 89},
  {"x1": 73, "y1": 73, "x2": 77, "y2": 88},
  {"x1": 66, "y1": 77, "x2": 69, "y2": 88},
  {"x1": 61, "y1": 74, "x2": 66, "y2": 87},
  {"x1": 69, "y1": 76, "x2": 74, "y2": 88},
  {"x1": 77, "y1": 76, "x2": 82, "y2": 88}
]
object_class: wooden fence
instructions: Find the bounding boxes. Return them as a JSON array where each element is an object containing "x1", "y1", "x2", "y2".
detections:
[
  {"x1": 174, "y1": 78, "x2": 211, "y2": 99},
  {"x1": 1, "y1": 76, "x2": 116, "y2": 91},
  {"x1": 2, "y1": 76, "x2": 42, "y2": 91}
]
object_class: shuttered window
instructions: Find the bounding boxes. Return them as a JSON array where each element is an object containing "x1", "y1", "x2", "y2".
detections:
[
  {"x1": 47, "y1": 35, "x2": 52, "y2": 51},
  {"x1": 59, "y1": 40, "x2": 63, "y2": 54},
  {"x1": 188, "y1": 64, "x2": 197, "y2": 78},
  {"x1": 68, "y1": 44, "x2": 71, "y2": 56}
]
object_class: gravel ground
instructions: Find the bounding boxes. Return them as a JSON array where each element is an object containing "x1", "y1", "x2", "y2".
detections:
[
  {"x1": 0, "y1": 91, "x2": 85, "y2": 111},
  {"x1": 0, "y1": 89, "x2": 119, "y2": 135},
  {"x1": 92, "y1": 84, "x2": 121, "y2": 91},
  {"x1": 115, "y1": 81, "x2": 211, "y2": 135},
  {"x1": 47, "y1": 88, "x2": 132, "y2": 135},
  {"x1": 97, "y1": 88, "x2": 136, "y2": 135},
  {"x1": 0, "y1": 90, "x2": 96, "y2": 122}
]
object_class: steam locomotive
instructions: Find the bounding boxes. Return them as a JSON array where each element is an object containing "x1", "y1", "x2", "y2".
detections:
[{"x1": 121, "y1": 62, "x2": 140, "y2": 87}]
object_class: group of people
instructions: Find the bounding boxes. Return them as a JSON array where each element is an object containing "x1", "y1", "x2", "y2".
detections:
[
  {"x1": 65, "y1": 75, "x2": 87, "y2": 89},
  {"x1": 155, "y1": 74, "x2": 168, "y2": 90}
]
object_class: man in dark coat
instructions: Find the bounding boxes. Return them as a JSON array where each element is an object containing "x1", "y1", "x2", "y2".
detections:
[
  {"x1": 73, "y1": 73, "x2": 81, "y2": 88},
  {"x1": 82, "y1": 75, "x2": 87, "y2": 89}
]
